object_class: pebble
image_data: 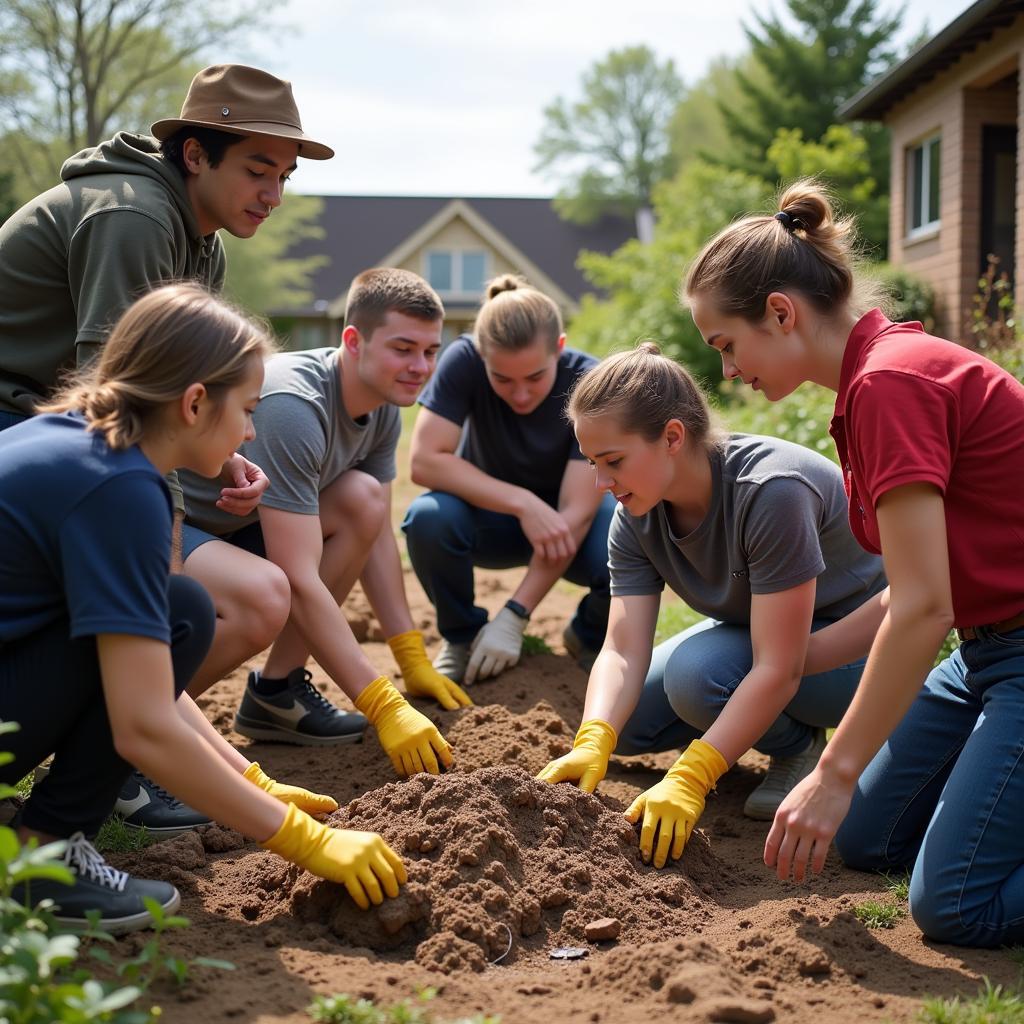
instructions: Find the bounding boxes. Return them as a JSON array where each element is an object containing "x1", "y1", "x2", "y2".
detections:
[{"x1": 584, "y1": 917, "x2": 622, "y2": 941}]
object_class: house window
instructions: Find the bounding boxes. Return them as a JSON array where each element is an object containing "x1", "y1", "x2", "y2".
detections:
[
  {"x1": 425, "y1": 250, "x2": 488, "y2": 296},
  {"x1": 906, "y1": 134, "x2": 941, "y2": 236}
]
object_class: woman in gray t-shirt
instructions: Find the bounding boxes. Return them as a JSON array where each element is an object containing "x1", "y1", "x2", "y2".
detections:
[{"x1": 538, "y1": 343, "x2": 886, "y2": 870}]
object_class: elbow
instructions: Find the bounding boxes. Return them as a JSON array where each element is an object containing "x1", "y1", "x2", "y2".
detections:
[
  {"x1": 409, "y1": 452, "x2": 433, "y2": 489},
  {"x1": 111, "y1": 716, "x2": 164, "y2": 770},
  {"x1": 888, "y1": 597, "x2": 955, "y2": 641}
]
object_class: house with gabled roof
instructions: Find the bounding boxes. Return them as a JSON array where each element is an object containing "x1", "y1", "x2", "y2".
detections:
[
  {"x1": 841, "y1": 0, "x2": 1024, "y2": 339},
  {"x1": 271, "y1": 196, "x2": 635, "y2": 349}
]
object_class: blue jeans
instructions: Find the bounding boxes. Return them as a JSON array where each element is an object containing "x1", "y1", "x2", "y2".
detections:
[
  {"x1": 617, "y1": 618, "x2": 865, "y2": 759},
  {"x1": 0, "y1": 410, "x2": 29, "y2": 432},
  {"x1": 401, "y1": 490, "x2": 614, "y2": 649},
  {"x1": 835, "y1": 627, "x2": 1024, "y2": 948}
]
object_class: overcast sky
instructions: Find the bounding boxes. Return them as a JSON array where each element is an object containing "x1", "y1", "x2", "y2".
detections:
[{"x1": 221, "y1": 0, "x2": 975, "y2": 197}]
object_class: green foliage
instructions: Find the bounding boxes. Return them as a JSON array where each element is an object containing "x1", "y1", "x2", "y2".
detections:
[
  {"x1": 719, "y1": 380, "x2": 838, "y2": 461},
  {"x1": 94, "y1": 817, "x2": 153, "y2": 855},
  {"x1": 521, "y1": 634, "x2": 553, "y2": 656},
  {"x1": 968, "y1": 255, "x2": 1019, "y2": 353},
  {"x1": 865, "y1": 263, "x2": 937, "y2": 332},
  {"x1": 853, "y1": 898, "x2": 905, "y2": 929},
  {"x1": 221, "y1": 194, "x2": 327, "y2": 322},
  {"x1": 308, "y1": 989, "x2": 499, "y2": 1024},
  {"x1": 534, "y1": 46, "x2": 684, "y2": 224},
  {"x1": 883, "y1": 871, "x2": 911, "y2": 902},
  {"x1": 919, "y1": 979, "x2": 1024, "y2": 1023}
]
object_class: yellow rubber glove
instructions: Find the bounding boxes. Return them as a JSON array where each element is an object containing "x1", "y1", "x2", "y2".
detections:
[
  {"x1": 261, "y1": 803, "x2": 407, "y2": 910},
  {"x1": 387, "y1": 630, "x2": 473, "y2": 711},
  {"x1": 243, "y1": 761, "x2": 339, "y2": 815},
  {"x1": 625, "y1": 739, "x2": 728, "y2": 868},
  {"x1": 535, "y1": 719, "x2": 618, "y2": 794},
  {"x1": 354, "y1": 676, "x2": 454, "y2": 777}
]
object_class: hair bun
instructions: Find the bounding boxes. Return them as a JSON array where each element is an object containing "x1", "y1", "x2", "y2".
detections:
[
  {"x1": 637, "y1": 340, "x2": 662, "y2": 356},
  {"x1": 484, "y1": 274, "x2": 527, "y2": 301}
]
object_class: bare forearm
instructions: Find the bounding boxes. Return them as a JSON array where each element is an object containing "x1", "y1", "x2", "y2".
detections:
[
  {"x1": 820, "y1": 609, "x2": 950, "y2": 785},
  {"x1": 581, "y1": 648, "x2": 651, "y2": 733},
  {"x1": 701, "y1": 665, "x2": 802, "y2": 765},
  {"x1": 803, "y1": 588, "x2": 888, "y2": 675},
  {"x1": 360, "y1": 525, "x2": 414, "y2": 638},
  {"x1": 412, "y1": 452, "x2": 530, "y2": 517},
  {"x1": 176, "y1": 693, "x2": 250, "y2": 773}
]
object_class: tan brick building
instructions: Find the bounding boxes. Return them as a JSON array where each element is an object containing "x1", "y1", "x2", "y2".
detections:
[{"x1": 842, "y1": 0, "x2": 1024, "y2": 339}]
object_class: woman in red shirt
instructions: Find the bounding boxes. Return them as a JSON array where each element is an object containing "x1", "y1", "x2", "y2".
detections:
[{"x1": 683, "y1": 179, "x2": 1024, "y2": 948}]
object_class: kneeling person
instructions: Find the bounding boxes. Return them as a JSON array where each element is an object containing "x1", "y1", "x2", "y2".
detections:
[{"x1": 181, "y1": 268, "x2": 464, "y2": 775}]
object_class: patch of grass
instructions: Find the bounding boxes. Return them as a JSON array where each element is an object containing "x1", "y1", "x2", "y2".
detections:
[
  {"x1": 521, "y1": 633, "x2": 553, "y2": 656},
  {"x1": 882, "y1": 870, "x2": 911, "y2": 902},
  {"x1": 95, "y1": 814, "x2": 153, "y2": 854},
  {"x1": 919, "y1": 979, "x2": 1024, "y2": 1023},
  {"x1": 853, "y1": 899, "x2": 906, "y2": 929},
  {"x1": 654, "y1": 599, "x2": 702, "y2": 646},
  {"x1": 308, "y1": 989, "x2": 499, "y2": 1024}
]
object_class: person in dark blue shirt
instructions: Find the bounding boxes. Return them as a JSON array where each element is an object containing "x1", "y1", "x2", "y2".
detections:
[
  {"x1": 403, "y1": 275, "x2": 614, "y2": 685},
  {"x1": 0, "y1": 283, "x2": 407, "y2": 934}
]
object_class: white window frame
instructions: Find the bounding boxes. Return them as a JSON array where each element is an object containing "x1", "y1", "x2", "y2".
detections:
[
  {"x1": 905, "y1": 133, "x2": 941, "y2": 240},
  {"x1": 424, "y1": 249, "x2": 489, "y2": 298}
]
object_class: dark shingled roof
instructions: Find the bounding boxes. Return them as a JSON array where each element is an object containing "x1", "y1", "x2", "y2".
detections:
[
  {"x1": 273, "y1": 195, "x2": 636, "y2": 318},
  {"x1": 841, "y1": 0, "x2": 1024, "y2": 122}
]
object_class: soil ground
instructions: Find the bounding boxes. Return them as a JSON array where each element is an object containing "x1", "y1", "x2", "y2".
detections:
[{"x1": 110, "y1": 568, "x2": 1021, "y2": 1024}]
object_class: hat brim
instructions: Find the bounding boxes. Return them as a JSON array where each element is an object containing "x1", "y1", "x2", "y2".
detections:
[{"x1": 149, "y1": 118, "x2": 334, "y2": 161}]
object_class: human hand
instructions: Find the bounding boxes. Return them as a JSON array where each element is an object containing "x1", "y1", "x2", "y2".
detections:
[
  {"x1": 387, "y1": 630, "x2": 473, "y2": 710},
  {"x1": 764, "y1": 765, "x2": 853, "y2": 882},
  {"x1": 536, "y1": 719, "x2": 617, "y2": 793},
  {"x1": 517, "y1": 495, "x2": 576, "y2": 562},
  {"x1": 242, "y1": 761, "x2": 338, "y2": 815},
  {"x1": 216, "y1": 453, "x2": 270, "y2": 517},
  {"x1": 261, "y1": 803, "x2": 407, "y2": 909},
  {"x1": 625, "y1": 739, "x2": 728, "y2": 868},
  {"x1": 464, "y1": 607, "x2": 526, "y2": 684},
  {"x1": 354, "y1": 676, "x2": 453, "y2": 776}
]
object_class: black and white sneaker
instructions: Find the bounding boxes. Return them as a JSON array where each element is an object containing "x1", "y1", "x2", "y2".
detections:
[
  {"x1": 233, "y1": 668, "x2": 368, "y2": 746},
  {"x1": 21, "y1": 832, "x2": 180, "y2": 935},
  {"x1": 113, "y1": 770, "x2": 211, "y2": 839}
]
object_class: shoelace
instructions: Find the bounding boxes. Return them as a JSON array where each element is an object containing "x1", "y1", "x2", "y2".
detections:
[
  {"x1": 64, "y1": 832, "x2": 128, "y2": 892},
  {"x1": 133, "y1": 770, "x2": 185, "y2": 809},
  {"x1": 293, "y1": 670, "x2": 344, "y2": 716}
]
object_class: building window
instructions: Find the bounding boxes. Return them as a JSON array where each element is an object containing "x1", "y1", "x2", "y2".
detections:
[
  {"x1": 906, "y1": 134, "x2": 941, "y2": 236},
  {"x1": 425, "y1": 250, "x2": 488, "y2": 296}
]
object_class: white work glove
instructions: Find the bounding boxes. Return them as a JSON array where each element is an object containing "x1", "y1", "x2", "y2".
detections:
[{"x1": 464, "y1": 606, "x2": 527, "y2": 684}]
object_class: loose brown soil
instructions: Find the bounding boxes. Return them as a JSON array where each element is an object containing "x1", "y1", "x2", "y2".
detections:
[{"x1": 111, "y1": 569, "x2": 1020, "y2": 1023}]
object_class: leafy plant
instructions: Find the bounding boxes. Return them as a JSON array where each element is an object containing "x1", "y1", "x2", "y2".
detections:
[
  {"x1": 521, "y1": 634, "x2": 553, "y2": 656},
  {"x1": 308, "y1": 990, "x2": 499, "y2": 1024},
  {"x1": 853, "y1": 898, "x2": 905, "y2": 929},
  {"x1": 919, "y1": 978, "x2": 1024, "y2": 1023},
  {"x1": 882, "y1": 870, "x2": 911, "y2": 902}
]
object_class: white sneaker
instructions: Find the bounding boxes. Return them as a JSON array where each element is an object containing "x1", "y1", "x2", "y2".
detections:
[
  {"x1": 743, "y1": 728, "x2": 828, "y2": 821},
  {"x1": 432, "y1": 638, "x2": 473, "y2": 683}
]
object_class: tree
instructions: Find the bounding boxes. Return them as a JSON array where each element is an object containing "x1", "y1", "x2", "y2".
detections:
[
  {"x1": 0, "y1": 0, "x2": 271, "y2": 195},
  {"x1": 534, "y1": 46, "x2": 684, "y2": 237},
  {"x1": 715, "y1": 0, "x2": 901, "y2": 182}
]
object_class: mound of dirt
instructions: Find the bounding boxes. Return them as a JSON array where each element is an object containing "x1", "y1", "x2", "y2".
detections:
[{"x1": 259, "y1": 765, "x2": 724, "y2": 974}]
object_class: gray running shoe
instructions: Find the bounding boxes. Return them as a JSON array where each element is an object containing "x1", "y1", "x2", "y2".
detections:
[
  {"x1": 743, "y1": 728, "x2": 828, "y2": 821},
  {"x1": 234, "y1": 668, "x2": 367, "y2": 745},
  {"x1": 432, "y1": 638, "x2": 473, "y2": 684}
]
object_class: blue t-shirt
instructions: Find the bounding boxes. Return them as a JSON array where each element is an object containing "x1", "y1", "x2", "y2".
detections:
[
  {"x1": 418, "y1": 334, "x2": 596, "y2": 500},
  {"x1": 0, "y1": 413, "x2": 172, "y2": 644}
]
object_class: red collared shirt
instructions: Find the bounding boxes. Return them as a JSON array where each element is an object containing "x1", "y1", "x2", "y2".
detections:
[{"x1": 829, "y1": 309, "x2": 1024, "y2": 628}]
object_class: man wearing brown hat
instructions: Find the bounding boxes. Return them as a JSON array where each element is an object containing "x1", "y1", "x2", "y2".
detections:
[{"x1": 0, "y1": 64, "x2": 333, "y2": 835}]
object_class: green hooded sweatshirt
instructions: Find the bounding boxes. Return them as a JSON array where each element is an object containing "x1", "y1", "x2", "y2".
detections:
[{"x1": 0, "y1": 132, "x2": 226, "y2": 416}]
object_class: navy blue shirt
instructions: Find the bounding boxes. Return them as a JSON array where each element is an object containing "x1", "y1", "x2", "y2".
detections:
[
  {"x1": 0, "y1": 413, "x2": 172, "y2": 644},
  {"x1": 418, "y1": 335, "x2": 596, "y2": 501}
]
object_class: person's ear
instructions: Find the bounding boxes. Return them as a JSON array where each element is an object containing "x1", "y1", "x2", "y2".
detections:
[
  {"x1": 341, "y1": 324, "x2": 362, "y2": 355},
  {"x1": 181, "y1": 137, "x2": 207, "y2": 176},
  {"x1": 664, "y1": 418, "x2": 686, "y2": 455},
  {"x1": 765, "y1": 291, "x2": 796, "y2": 333},
  {"x1": 179, "y1": 382, "x2": 207, "y2": 426},
  {"x1": 556, "y1": 333, "x2": 567, "y2": 353}
]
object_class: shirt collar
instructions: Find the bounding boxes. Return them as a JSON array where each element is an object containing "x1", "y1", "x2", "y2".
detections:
[{"x1": 834, "y1": 308, "x2": 905, "y2": 416}]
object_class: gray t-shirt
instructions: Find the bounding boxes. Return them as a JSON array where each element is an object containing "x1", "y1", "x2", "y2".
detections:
[
  {"x1": 609, "y1": 434, "x2": 885, "y2": 624},
  {"x1": 182, "y1": 347, "x2": 400, "y2": 535}
]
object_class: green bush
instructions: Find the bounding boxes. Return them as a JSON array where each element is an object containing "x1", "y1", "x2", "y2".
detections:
[{"x1": 865, "y1": 263, "x2": 937, "y2": 332}]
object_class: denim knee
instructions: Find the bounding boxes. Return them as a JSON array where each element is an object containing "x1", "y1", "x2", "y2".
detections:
[
  {"x1": 402, "y1": 491, "x2": 471, "y2": 549},
  {"x1": 834, "y1": 815, "x2": 891, "y2": 871}
]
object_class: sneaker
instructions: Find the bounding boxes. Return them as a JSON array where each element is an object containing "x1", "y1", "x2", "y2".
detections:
[
  {"x1": 562, "y1": 622, "x2": 601, "y2": 673},
  {"x1": 234, "y1": 668, "x2": 368, "y2": 746},
  {"x1": 20, "y1": 832, "x2": 180, "y2": 935},
  {"x1": 432, "y1": 638, "x2": 473, "y2": 684},
  {"x1": 114, "y1": 770, "x2": 211, "y2": 839},
  {"x1": 743, "y1": 728, "x2": 828, "y2": 821}
]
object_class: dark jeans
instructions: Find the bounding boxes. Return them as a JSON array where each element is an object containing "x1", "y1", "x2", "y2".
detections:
[
  {"x1": 402, "y1": 490, "x2": 614, "y2": 649},
  {"x1": 0, "y1": 575, "x2": 215, "y2": 838},
  {"x1": 836, "y1": 627, "x2": 1024, "y2": 947},
  {"x1": 0, "y1": 410, "x2": 29, "y2": 432}
]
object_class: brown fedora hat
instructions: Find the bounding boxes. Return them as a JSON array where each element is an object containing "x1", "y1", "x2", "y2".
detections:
[{"x1": 151, "y1": 64, "x2": 334, "y2": 161}]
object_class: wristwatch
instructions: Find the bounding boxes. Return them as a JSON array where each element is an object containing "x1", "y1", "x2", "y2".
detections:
[{"x1": 504, "y1": 599, "x2": 530, "y2": 621}]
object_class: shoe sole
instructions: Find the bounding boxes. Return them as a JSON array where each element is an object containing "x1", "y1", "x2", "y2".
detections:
[
  {"x1": 53, "y1": 888, "x2": 181, "y2": 936},
  {"x1": 233, "y1": 716, "x2": 366, "y2": 746},
  {"x1": 121, "y1": 821, "x2": 210, "y2": 841}
]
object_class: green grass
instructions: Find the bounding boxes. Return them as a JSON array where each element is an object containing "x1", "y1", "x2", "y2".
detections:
[
  {"x1": 521, "y1": 633, "x2": 553, "y2": 656},
  {"x1": 883, "y1": 870, "x2": 911, "y2": 902},
  {"x1": 654, "y1": 599, "x2": 702, "y2": 645},
  {"x1": 853, "y1": 899, "x2": 906, "y2": 930},
  {"x1": 919, "y1": 979, "x2": 1024, "y2": 1023},
  {"x1": 95, "y1": 814, "x2": 153, "y2": 853},
  {"x1": 308, "y1": 990, "x2": 499, "y2": 1024}
]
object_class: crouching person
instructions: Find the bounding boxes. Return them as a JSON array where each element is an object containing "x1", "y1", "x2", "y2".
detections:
[{"x1": 0, "y1": 285, "x2": 405, "y2": 934}]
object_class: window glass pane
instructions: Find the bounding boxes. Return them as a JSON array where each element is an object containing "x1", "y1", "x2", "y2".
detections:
[
  {"x1": 461, "y1": 251, "x2": 486, "y2": 294},
  {"x1": 427, "y1": 251, "x2": 452, "y2": 292},
  {"x1": 928, "y1": 138, "x2": 941, "y2": 224},
  {"x1": 910, "y1": 145, "x2": 924, "y2": 230}
]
